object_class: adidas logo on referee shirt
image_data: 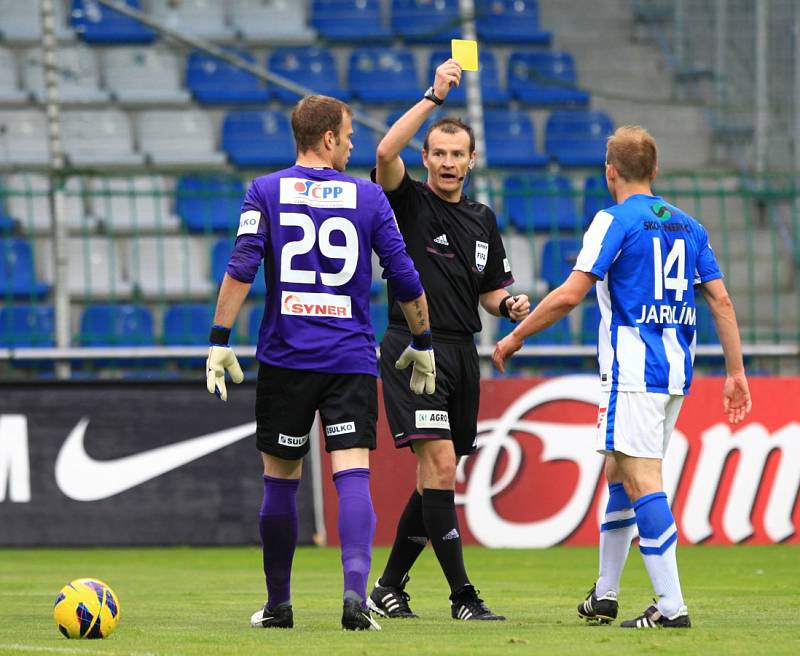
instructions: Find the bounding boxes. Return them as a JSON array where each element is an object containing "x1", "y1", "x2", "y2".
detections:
[{"x1": 433, "y1": 234, "x2": 449, "y2": 246}]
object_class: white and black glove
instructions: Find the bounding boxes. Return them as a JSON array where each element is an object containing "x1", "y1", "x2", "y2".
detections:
[
  {"x1": 395, "y1": 331, "x2": 436, "y2": 395},
  {"x1": 206, "y1": 325, "x2": 243, "y2": 402}
]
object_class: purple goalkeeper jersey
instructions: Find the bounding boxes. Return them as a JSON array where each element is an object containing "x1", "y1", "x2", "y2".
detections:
[{"x1": 226, "y1": 165, "x2": 423, "y2": 375}]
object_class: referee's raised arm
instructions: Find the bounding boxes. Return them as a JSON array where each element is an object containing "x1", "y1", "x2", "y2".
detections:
[{"x1": 375, "y1": 59, "x2": 462, "y2": 192}]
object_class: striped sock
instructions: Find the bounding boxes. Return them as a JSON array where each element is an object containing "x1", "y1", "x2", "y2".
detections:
[
  {"x1": 635, "y1": 491, "x2": 685, "y2": 617},
  {"x1": 595, "y1": 482, "x2": 636, "y2": 598}
]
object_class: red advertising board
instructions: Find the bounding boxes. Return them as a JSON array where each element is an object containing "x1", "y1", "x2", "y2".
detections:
[{"x1": 320, "y1": 376, "x2": 800, "y2": 547}]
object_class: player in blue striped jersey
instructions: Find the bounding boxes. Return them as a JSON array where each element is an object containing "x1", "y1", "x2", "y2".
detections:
[{"x1": 493, "y1": 126, "x2": 752, "y2": 628}]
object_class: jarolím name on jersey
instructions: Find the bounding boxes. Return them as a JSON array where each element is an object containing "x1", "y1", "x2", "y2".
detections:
[{"x1": 635, "y1": 303, "x2": 697, "y2": 325}]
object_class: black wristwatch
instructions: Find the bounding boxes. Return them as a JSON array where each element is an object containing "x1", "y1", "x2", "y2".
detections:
[{"x1": 423, "y1": 86, "x2": 444, "y2": 106}]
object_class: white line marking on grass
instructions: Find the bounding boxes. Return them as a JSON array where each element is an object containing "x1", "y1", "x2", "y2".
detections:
[{"x1": 0, "y1": 644, "x2": 162, "y2": 656}]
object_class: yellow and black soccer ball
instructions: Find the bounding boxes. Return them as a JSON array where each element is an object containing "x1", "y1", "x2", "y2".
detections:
[{"x1": 53, "y1": 578, "x2": 121, "y2": 639}]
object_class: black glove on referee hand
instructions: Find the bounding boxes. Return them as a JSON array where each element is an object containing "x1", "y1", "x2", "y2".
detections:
[{"x1": 395, "y1": 331, "x2": 436, "y2": 395}]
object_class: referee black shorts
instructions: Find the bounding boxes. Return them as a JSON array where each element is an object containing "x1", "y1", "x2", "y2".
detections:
[
  {"x1": 380, "y1": 325, "x2": 480, "y2": 457},
  {"x1": 255, "y1": 363, "x2": 378, "y2": 460}
]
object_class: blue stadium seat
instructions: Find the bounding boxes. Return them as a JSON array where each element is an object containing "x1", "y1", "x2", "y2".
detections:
[
  {"x1": 312, "y1": 0, "x2": 391, "y2": 41},
  {"x1": 348, "y1": 48, "x2": 419, "y2": 104},
  {"x1": 349, "y1": 128, "x2": 379, "y2": 168},
  {"x1": 222, "y1": 111, "x2": 295, "y2": 169},
  {"x1": 175, "y1": 175, "x2": 244, "y2": 234},
  {"x1": 507, "y1": 51, "x2": 590, "y2": 106},
  {"x1": 502, "y1": 174, "x2": 578, "y2": 233},
  {"x1": 484, "y1": 110, "x2": 548, "y2": 168},
  {"x1": 71, "y1": 0, "x2": 155, "y2": 44},
  {"x1": 248, "y1": 305, "x2": 263, "y2": 345},
  {"x1": 546, "y1": 111, "x2": 614, "y2": 167},
  {"x1": 0, "y1": 239, "x2": 50, "y2": 299},
  {"x1": 583, "y1": 174, "x2": 615, "y2": 224},
  {"x1": 540, "y1": 238, "x2": 582, "y2": 290},
  {"x1": 580, "y1": 301, "x2": 601, "y2": 345},
  {"x1": 268, "y1": 47, "x2": 348, "y2": 103},
  {"x1": 497, "y1": 315, "x2": 571, "y2": 344},
  {"x1": 695, "y1": 301, "x2": 719, "y2": 344},
  {"x1": 391, "y1": 0, "x2": 460, "y2": 43},
  {"x1": 80, "y1": 304, "x2": 155, "y2": 346},
  {"x1": 162, "y1": 303, "x2": 217, "y2": 346},
  {"x1": 0, "y1": 305, "x2": 54, "y2": 347},
  {"x1": 370, "y1": 302, "x2": 389, "y2": 343},
  {"x1": 427, "y1": 49, "x2": 508, "y2": 105},
  {"x1": 385, "y1": 109, "x2": 445, "y2": 168},
  {"x1": 186, "y1": 50, "x2": 270, "y2": 105},
  {"x1": 475, "y1": 0, "x2": 551, "y2": 44},
  {"x1": 211, "y1": 239, "x2": 266, "y2": 296}
]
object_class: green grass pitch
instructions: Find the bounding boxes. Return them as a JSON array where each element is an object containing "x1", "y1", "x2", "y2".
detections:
[{"x1": 1, "y1": 545, "x2": 798, "y2": 655}]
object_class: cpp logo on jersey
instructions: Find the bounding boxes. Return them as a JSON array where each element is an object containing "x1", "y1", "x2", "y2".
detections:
[
  {"x1": 280, "y1": 178, "x2": 357, "y2": 209},
  {"x1": 475, "y1": 241, "x2": 489, "y2": 272}
]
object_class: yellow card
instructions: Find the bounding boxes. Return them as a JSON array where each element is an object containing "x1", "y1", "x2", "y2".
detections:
[{"x1": 451, "y1": 39, "x2": 478, "y2": 71}]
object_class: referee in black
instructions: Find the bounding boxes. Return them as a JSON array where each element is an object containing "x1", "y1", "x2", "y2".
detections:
[{"x1": 367, "y1": 59, "x2": 530, "y2": 621}]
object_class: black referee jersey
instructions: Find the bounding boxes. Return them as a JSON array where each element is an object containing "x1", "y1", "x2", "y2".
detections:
[{"x1": 371, "y1": 169, "x2": 515, "y2": 337}]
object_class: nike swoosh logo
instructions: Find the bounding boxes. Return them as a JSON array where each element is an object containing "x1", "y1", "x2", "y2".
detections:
[{"x1": 55, "y1": 417, "x2": 256, "y2": 501}]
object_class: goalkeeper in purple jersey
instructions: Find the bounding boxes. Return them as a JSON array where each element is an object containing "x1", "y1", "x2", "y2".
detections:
[
  {"x1": 205, "y1": 95, "x2": 435, "y2": 631},
  {"x1": 494, "y1": 126, "x2": 752, "y2": 629}
]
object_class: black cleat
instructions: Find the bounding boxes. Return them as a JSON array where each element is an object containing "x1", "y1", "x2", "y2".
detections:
[
  {"x1": 450, "y1": 584, "x2": 506, "y2": 621},
  {"x1": 342, "y1": 598, "x2": 382, "y2": 631},
  {"x1": 367, "y1": 575, "x2": 418, "y2": 618},
  {"x1": 577, "y1": 585, "x2": 619, "y2": 624},
  {"x1": 620, "y1": 604, "x2": 691, "y2": 629},
  {"x1": 250, "y1": 602, "x2": 293, "y2": 628}
]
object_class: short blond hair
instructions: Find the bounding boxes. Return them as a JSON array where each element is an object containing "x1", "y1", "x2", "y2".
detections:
[{"x1": 606, "y1": 125, "x2": 657, "y2": 182}]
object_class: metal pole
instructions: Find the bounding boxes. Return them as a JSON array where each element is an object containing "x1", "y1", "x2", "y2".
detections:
[
  {"x1": 714, "y1": 0, "x2": 727, "y2": 115},
  {"x1": 755, "y1": 0, "x2": 769, "y2": 175},
  {"x1": 40, "y1": 0, "x2": 70, "y2": 379},
  {"x1": 795, "y1": 2, "x2": 800, "y2": 174}
]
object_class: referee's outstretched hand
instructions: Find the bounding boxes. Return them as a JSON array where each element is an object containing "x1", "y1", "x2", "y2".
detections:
[
  {"x1": 432, "y1": 59, "x2": 462, "y2": 102},
  {"x1": 396, "y1": 345, "x2": 436, "y2": 395}
]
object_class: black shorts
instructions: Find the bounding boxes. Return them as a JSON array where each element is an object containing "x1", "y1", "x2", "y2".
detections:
[
  {"x1": 255, "y1": 363, "x2": 378, "y2": 460},
  {"x1": 380, "y1": 325, "x2": 480, "y2": 457}
]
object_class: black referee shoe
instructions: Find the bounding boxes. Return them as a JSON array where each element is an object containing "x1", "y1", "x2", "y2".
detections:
[
  {"x1": 450, "y1": 585, "x2": 506, "y2": 621},
  {"x1": 577, "y1": 585, "x2": 618, "y2": 624},
  {"x1": 250, "y1": 602, "x2": 293, "y2": 628},
  {"x1": 367, "y1": 575, "x2": 418, "y2": 618},
  {"x1": 620, "y1": 604, "x2": 691, "y2": 629}
]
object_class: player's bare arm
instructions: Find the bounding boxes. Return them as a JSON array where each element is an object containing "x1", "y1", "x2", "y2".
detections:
[
  {"x1": 492, "y1": 271, "x2": 596, "y2": 373},
  {"x1": 206, "y1": 273, "x2": 250, "y2": 401},
  {"x1": 479, "y1": 289, "x2": 531, "y2": 321},
  {"x1": 375, "y1": 59, "x2": 462, "y2": 192},
  {"x1": 395, "y1": 292, "x2": 436, "y2": 395},
  {"x1": 398, "y1": 292, "x2": 431, "y2": 336},
  {"x1": 700, "y1": 278, "x2": 752, "y2": 423}
]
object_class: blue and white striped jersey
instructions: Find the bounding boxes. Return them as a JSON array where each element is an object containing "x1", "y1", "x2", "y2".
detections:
[{"x1": 574, "y1": 194, "x2": 722, "y2": 395}]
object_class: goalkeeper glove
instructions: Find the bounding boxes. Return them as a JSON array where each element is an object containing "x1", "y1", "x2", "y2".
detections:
[
  {"x1": 206, "y1": 325, "x2": 244, "y2": 402},
  {"x1": 395, "y1": 331, "x2": 436, "y2": 395}
]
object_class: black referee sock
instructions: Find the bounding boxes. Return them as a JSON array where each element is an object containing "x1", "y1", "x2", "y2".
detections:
[
  {"x1": 380, "y1": 490, "x2": 427, "y2": 588},
  {"x1": 422, "y1": 488, "x2": 469, "y2": 594}
]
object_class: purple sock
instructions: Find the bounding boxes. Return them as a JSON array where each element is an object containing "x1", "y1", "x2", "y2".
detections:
[
  {"x1": 333, "y1": 468, "x2": 376, "y2": 607},
  {"x1": 259, "y1": 475, "x2": 299, "y2": 609}
]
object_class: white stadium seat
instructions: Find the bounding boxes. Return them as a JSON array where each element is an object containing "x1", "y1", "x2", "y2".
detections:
[
  {"x1": 137, "y1": 110, "x2": 226, "y2": 167},
  {"x1": 62, "y1": 109, "x2": 144, "y2": 166},
  {"x1": 0, "y1": 48, "x2": 28, "y2": 104},
  {"x1": 87, "y1": 176, "x2": 180, "y2": 234},
  {"x1": 4, "y1": 173, "x2": 90, "y2": 234},
  {"x1": 0, "y1": 110, "x2": 50, "y2": 166},
  {"x1": 228, "y1": 0, "x2": 316, "y2": 43},
  {"x1": 127, "y1": 236, "x2": 213, "y2": 299},
  {"x1": 0, "y1": 0, "x2": 72, "y2": 42},
  {"x1": 23, "y1": 45, "x2": 109, "y2": 104},
  {"x1": 38, "y1": 237, "x2": 133, "y2": 299},
  {"x1": 149, "y1": 0, "x2": 235, "y2": 41},
  {"x1": 506, "y1": 233, "x2": 548, "y2": 298},
  {"x1": 102, "y1": 47, "x2": 190, "y2": 105}
]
